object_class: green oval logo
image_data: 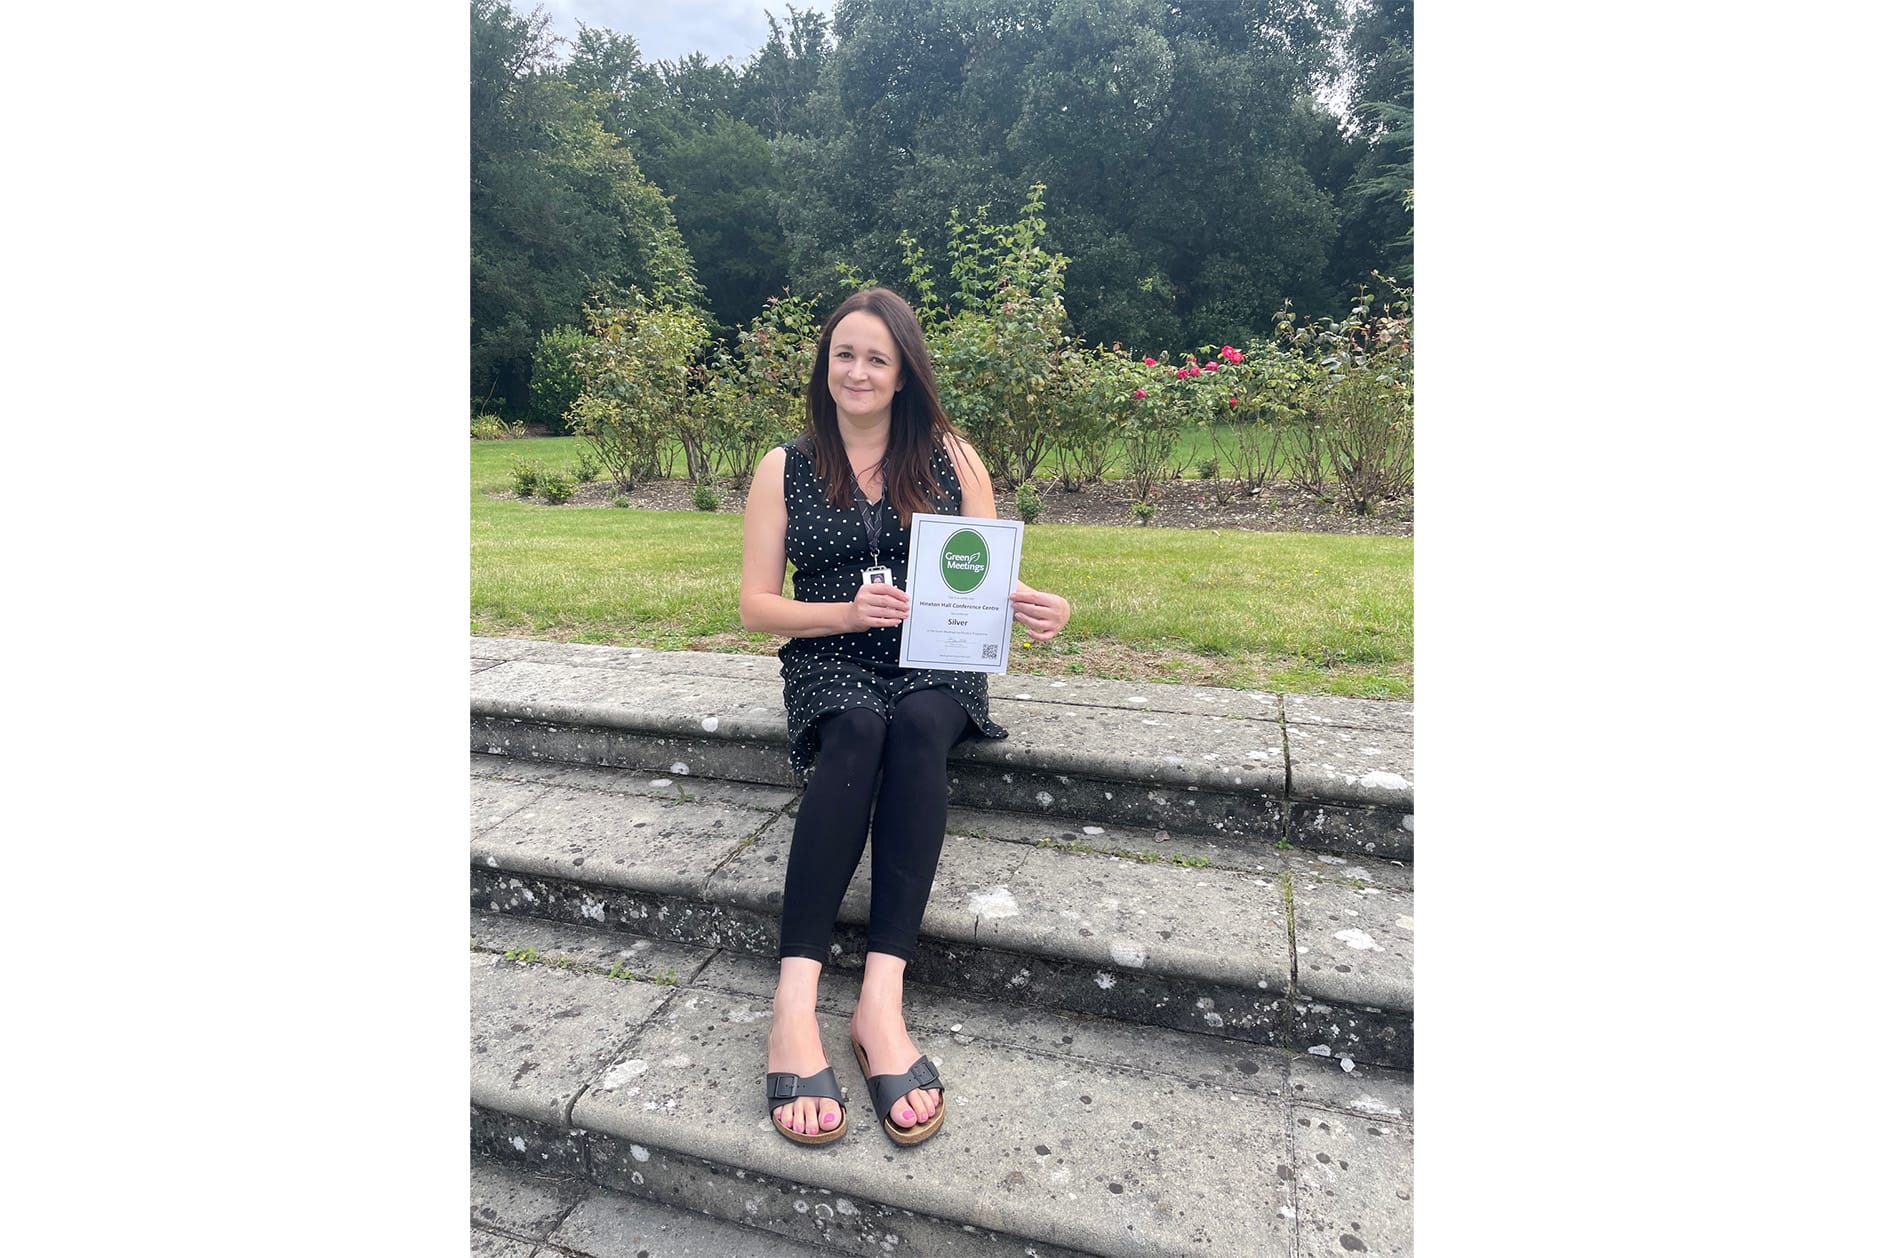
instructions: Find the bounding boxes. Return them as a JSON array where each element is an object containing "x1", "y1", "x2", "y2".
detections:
[{"x1": 939, "y1": 528, "x2": 991, "y2": 593}]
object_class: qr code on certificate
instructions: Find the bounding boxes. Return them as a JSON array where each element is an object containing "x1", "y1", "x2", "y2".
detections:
[{"x1": 980, "y1": 643, "x2": 999, "y2": 660}]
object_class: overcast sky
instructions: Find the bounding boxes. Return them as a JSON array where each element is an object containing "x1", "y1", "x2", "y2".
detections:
[{"x1": 534, "y1": 0, "x2": 838, "y2": 66}]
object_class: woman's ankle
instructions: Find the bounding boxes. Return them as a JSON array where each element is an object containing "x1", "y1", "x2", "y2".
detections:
[
  {"x1": 774, "y1": 957, "x2": 823, "y2": 1010},
  {"x1": 850, "y1": 995, "x2": 906, "y2": 1031},
  {"x1": 773, "y1": 990, "x2": 819, "y2": 1021}
]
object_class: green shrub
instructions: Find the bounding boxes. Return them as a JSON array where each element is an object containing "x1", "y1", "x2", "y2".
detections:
[
  {"x1": 916, "y1": 185, "x2": 1066, "y2": 487},
  {"x1": 701, "y1": 294, "x2": 819, "y2": 489},
  {"x1": 1276, "y1": 277, "x2": 1413, "y2": 513},
  {"x1": 538, "y1": 469, "x2": 574, "y2": 504},
  {"x1": 572, "y1": 450, "x2": 601, "y2": 483},
  {"x1": 510, "y1": 459, "x2": 544, "y2": 497},
  {"x1": 571, "y1": 293, "x2": 711, "y2": 491},
  {"x1": 471, "y1": 415, "x2": 511, "y2": 441},
  {"x1": 1014, "y1": 481, "x2": 1042, "y2": 524},
  {"x1": 1314, "y1": 373, "x2": 1412, "y2": 515},
  {"x1": 692, "y1": 481, "x2": 723, "y2": 512},
  {"x1": 1130, "y1": 499, "x2": 1157, "y2": 526},
  {"x1": 1196, "y1": 456, "x2": 1221, "y2": 480},
  {"x1": 611, "y1": 494, "x2": 632, "y2": 508},
  {"x1": 529, "y1": 325, "x2": 592, "y2": 435}
]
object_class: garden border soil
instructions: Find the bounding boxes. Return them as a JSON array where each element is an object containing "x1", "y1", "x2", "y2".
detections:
[{"x1": 500, "y1": 474, "x2": 1412, "y2": 538}]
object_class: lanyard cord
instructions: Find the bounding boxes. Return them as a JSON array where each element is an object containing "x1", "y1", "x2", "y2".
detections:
[{"x1": 849, "y1": 460, "x2": 888, "y2": 563}]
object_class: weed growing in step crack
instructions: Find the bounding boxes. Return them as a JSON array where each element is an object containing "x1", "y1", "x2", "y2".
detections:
[
  {"x1": 1035, "y1": 835, "x2": 1213, "y2": 869},
  {"x1": 1278, "y1": 867, "x2": 1297, "y2": 969},
  {"x1": 502, "y1": 945, "x2": 541, "y2": 964}
]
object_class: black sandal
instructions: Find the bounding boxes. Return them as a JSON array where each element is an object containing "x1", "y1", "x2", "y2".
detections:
[
  {"x1": 850, "y1": 1037, "x2": 946, "y2": 1145},
  {"x1": 765, "y1": 1065, "x2": 848, "y2": 1146}
]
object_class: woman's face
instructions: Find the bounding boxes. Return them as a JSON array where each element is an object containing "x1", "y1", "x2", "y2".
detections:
[{"x1": 826, "y1": 310, "x2": 902, "y2": 427}]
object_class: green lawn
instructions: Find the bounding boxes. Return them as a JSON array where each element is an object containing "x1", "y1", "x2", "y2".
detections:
[{"x1": 470, "y1": 437, "x2": 1412, "y2": 697}]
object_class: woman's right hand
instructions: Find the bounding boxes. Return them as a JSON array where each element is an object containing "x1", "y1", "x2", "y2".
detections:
[{"x1": 848, "y1": 580, "x2": 911, "y2": 632}]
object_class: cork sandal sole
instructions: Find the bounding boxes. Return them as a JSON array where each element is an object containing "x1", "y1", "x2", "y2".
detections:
[{"x1": 850, "y1": 1037, "x2": 946, "y2": 1146}]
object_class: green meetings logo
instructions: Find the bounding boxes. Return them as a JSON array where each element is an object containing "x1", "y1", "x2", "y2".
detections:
[{"x1": 939, "y1": 528, "x2": 991, "y2": 593}]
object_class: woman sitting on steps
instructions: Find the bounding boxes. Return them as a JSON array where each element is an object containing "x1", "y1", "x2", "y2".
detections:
[{"x1": 738, "y1": 286, "x2": 1071, "y2": 1146}]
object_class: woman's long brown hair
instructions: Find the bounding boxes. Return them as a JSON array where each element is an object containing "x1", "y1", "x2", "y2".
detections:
[{"x1": 799, "y1": 287, "x2": 965, "y2": 527}]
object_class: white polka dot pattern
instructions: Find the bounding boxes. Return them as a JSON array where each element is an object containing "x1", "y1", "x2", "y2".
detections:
[{"x1": 777, "y1": 438, "x2": 1007, "y2": 777}]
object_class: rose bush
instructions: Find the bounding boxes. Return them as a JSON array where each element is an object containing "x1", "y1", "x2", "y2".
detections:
[{"x1": 1275, "y1": 274, "x2": 1413, "y2": 514}]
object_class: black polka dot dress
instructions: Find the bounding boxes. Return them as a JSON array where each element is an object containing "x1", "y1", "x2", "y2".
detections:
[{"x1": 778, "y1": 437, "x2": 1008, "y2": 778}]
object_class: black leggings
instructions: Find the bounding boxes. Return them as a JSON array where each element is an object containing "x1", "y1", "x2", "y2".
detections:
[{"x1": 777, "y1": 688, "x2": 969, "y2": 963}]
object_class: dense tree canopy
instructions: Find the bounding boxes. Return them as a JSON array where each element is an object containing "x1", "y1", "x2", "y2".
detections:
[
  {"x1": 471, "y1": 0, "x2": 703, "y2": 416},
  {"x1": 469, "y1": 0, "x2": 1412, "y2": 418},
  {"x1": 1329, "y1": 0, "x2": 1413, "y2": 289}
]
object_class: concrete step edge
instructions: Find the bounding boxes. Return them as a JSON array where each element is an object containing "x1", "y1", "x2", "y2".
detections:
[
  {"x1": 472, "y1": 1151, "x2": 843, "y2": 1257},
  {"x1": 471, "y1": 710, "x2": 1410, "y2": 863},
  {"x1": 469, "y1": 638, "x2": 1413, "y2": 820}
]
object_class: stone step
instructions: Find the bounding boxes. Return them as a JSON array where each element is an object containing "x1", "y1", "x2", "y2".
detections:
[
  {"x1": 471, "y1": 754, "x2": 1413, "y2": 1070},
  {"x1": 474, "y1": 1151, "x2": 833, "y2": 1256},
  {"x1": 470, "y1": 638, "x2": 1414, "y2": 863},
  {"x1": 470, "y1": 911, "x2": 1413, "y2": 1258}
]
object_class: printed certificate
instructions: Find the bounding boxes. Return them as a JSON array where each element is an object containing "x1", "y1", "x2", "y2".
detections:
[{"x1": 898, "y1": 513, "x2": 1025, "y2": 673}]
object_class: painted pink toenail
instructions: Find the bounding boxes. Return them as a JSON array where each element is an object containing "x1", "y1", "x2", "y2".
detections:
[{"x1": 899, "y1": 1109, "x2": 914, "y2": 1122}]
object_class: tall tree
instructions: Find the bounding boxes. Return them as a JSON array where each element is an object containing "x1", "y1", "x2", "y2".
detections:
[
  {"x1": 470, "y1": 0, "x2": 703, "y2": 417},
  {"x1": 737, "y1": 5, "x2": 835, "y2": 138},
  {"x1": 1331, "y1": 0, "x2": 1413, "y2": 290},
  {"x1": 565, "y1": 32, "x2": 789, "y2": 332},
  {"x1": 660, "y1": 112, "x2": 790, "y2": 332}
]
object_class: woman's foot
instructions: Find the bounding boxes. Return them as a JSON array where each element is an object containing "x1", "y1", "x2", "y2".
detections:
[
  {"x1": 768, "y1": 967, "x2": 843, "y2": 1138},
  {"x1": 848, "y1": 997, "x2": 942, "y2": 1130}
]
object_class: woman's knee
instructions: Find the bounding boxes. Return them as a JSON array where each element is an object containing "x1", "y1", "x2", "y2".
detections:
[
  {"x1": 813, "y1": 706, "x2": 888, "y2": 770},
  {"x1": 885, "y1": 690, "x2": 968, "y2": 759}
]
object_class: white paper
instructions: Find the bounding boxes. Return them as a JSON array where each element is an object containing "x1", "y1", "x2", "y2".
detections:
[{"x1": 898, "y1": 513, "x2": 1025, "y2": 673}]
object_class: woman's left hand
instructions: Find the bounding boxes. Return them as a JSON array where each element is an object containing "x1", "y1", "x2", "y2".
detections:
[{"x1": 1010, "y1": 580, "x2": 1071, "y2": 643}]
